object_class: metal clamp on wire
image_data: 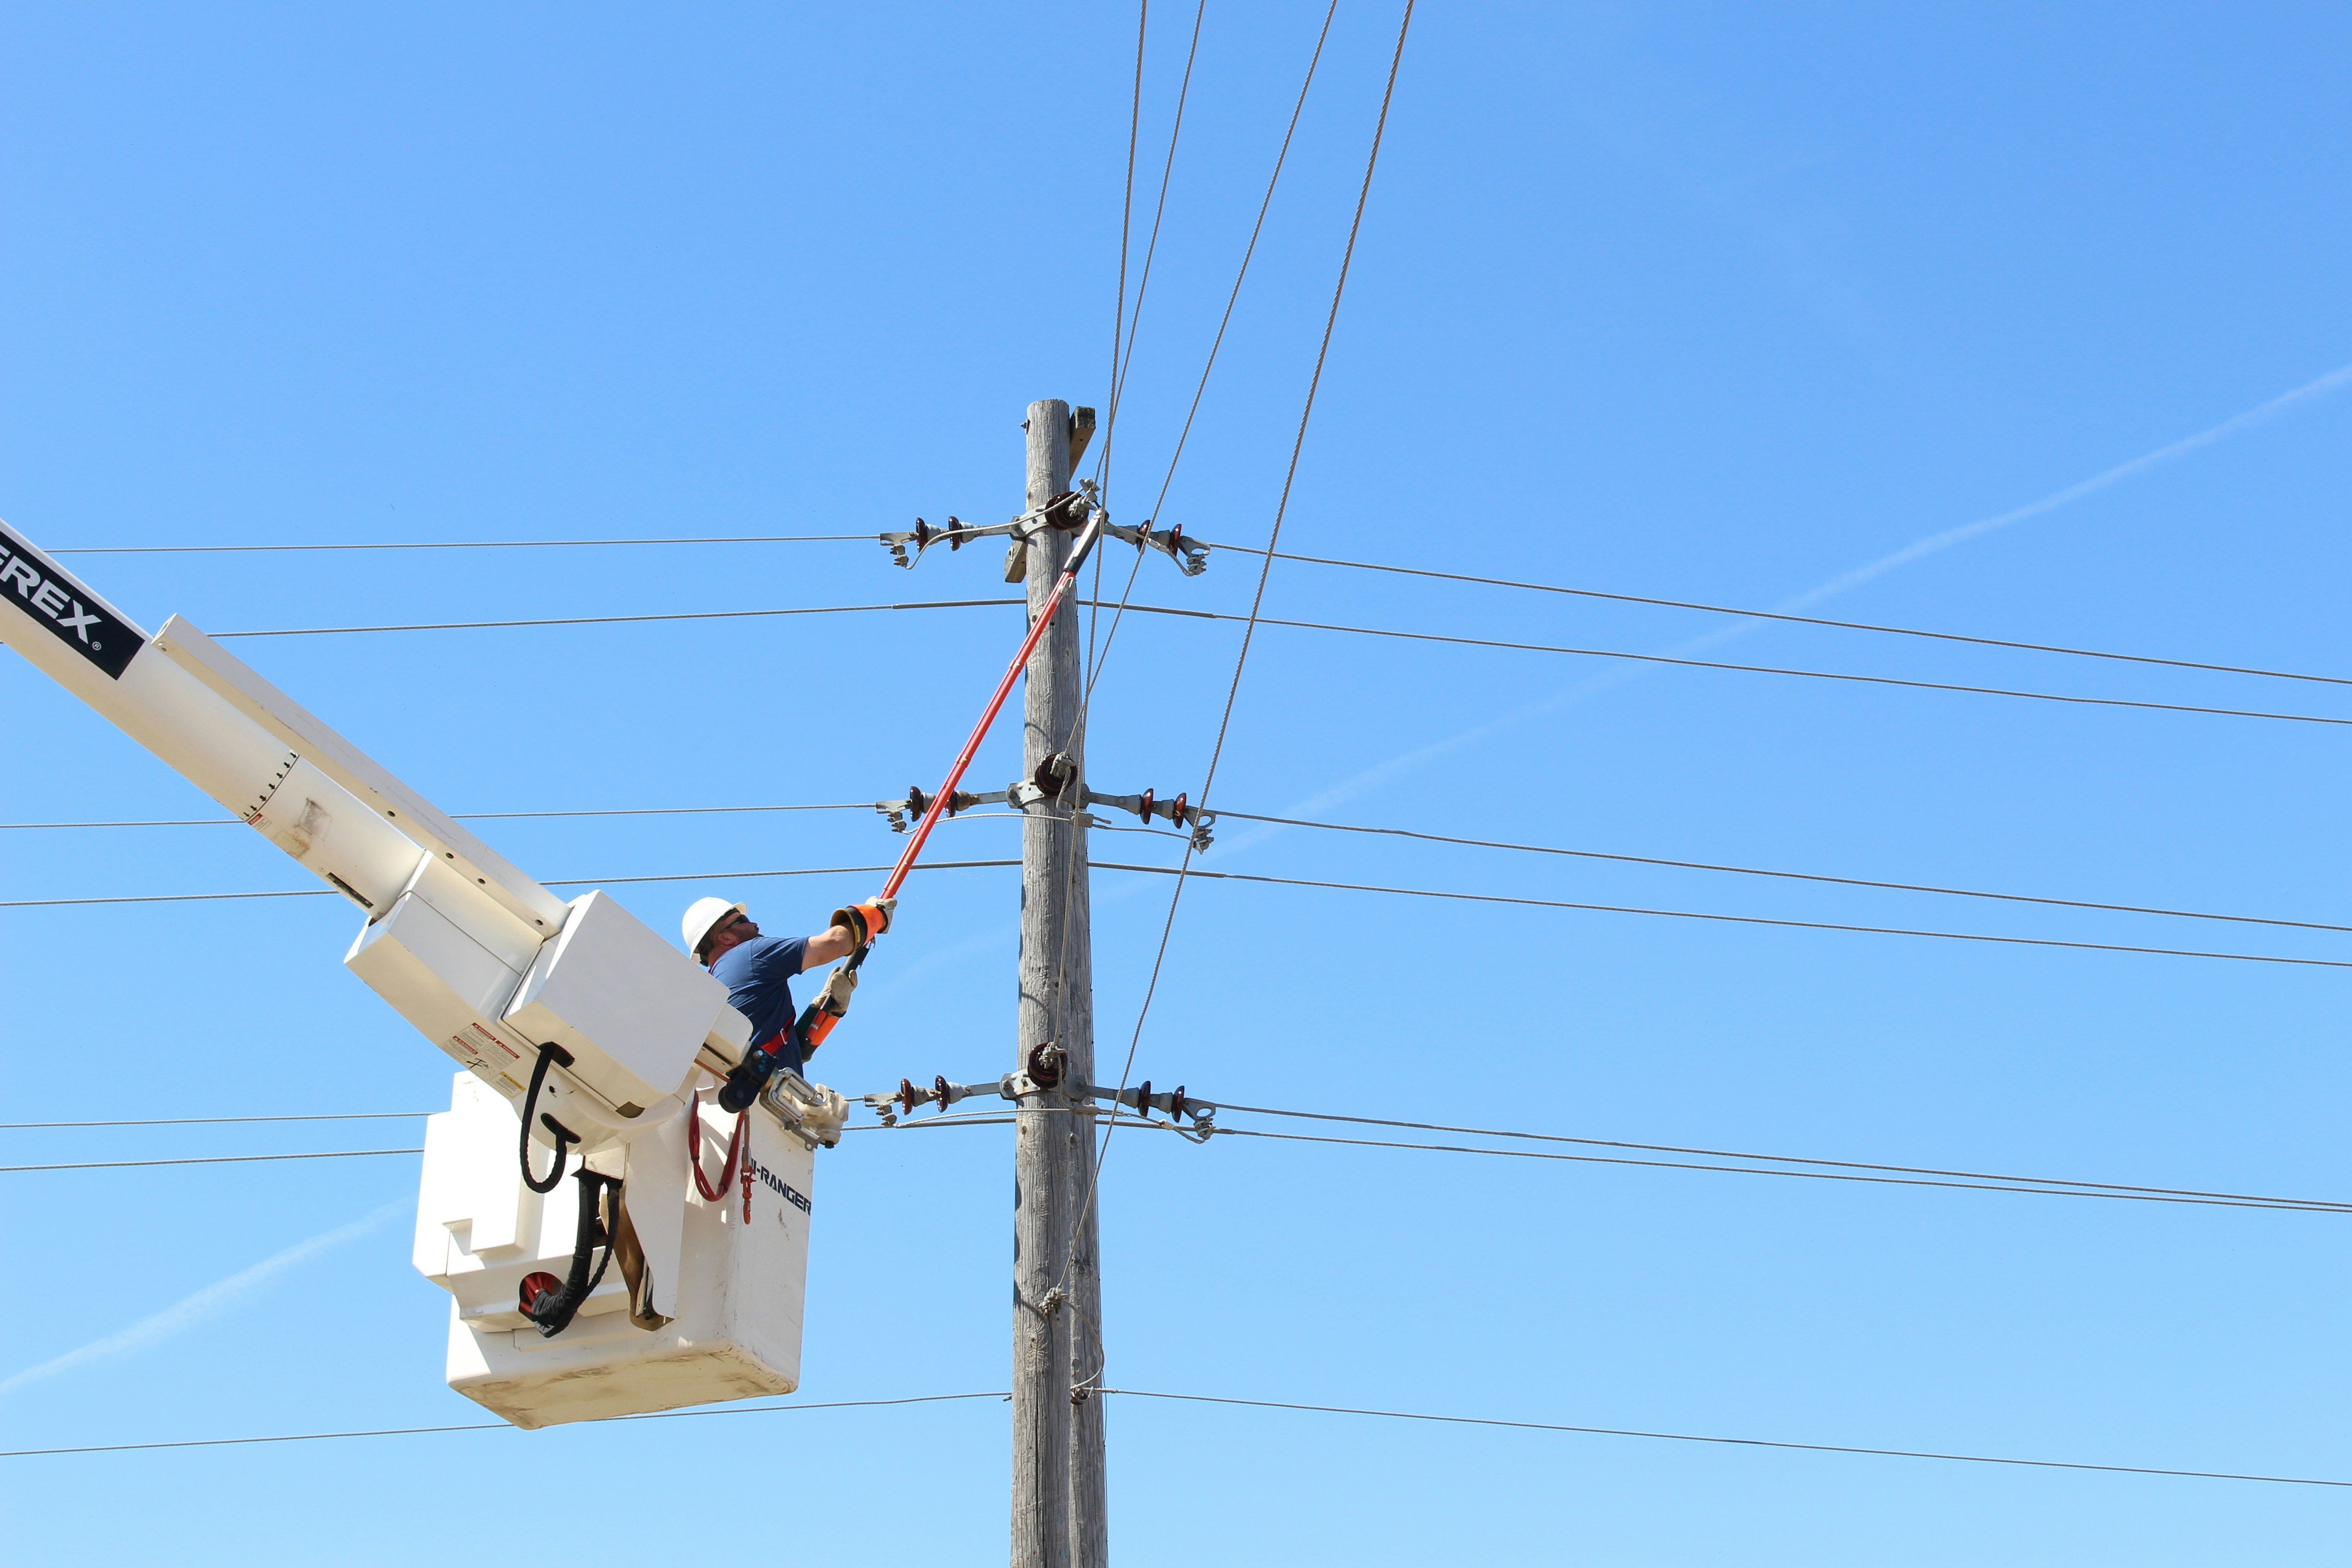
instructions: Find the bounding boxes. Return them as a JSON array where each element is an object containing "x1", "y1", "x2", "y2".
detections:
[
  {"x1": 1099, "y1": 517, "x2": 1210, "y2": 577},
  {"x1": 1084, "y1": 785, "x2": 1216, "y2": 849},
  {"x1": 519, "y1": 1041, "x2": 581, "y2": 1195},
  {"x1": 875, "y1": 784, "x2": 990, "y2": 833}
]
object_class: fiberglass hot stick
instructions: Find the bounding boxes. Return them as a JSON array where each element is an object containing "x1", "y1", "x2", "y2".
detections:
[{"x1": 789, "y1": 506, "x2": 1111, "y2": 1062}]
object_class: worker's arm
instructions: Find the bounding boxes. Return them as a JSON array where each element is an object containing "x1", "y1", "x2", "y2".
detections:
[
  {"x1": 802, "y1": 922, "x2": 857, "y2": 966},
  {"x1": 800, "y1": 895, "x2": 894, "y2": 967}
]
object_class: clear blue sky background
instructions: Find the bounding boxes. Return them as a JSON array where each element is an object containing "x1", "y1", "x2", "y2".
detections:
[{"x1": 5, "y1": 4, "x2": 2351, "y2": 1563}]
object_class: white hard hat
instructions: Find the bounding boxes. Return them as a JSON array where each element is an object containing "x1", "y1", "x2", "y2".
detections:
[{"x1": 682, "y1": 896, "x2": 746, "y2": 961}]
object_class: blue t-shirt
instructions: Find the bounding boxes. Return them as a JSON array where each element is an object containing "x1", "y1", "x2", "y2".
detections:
[{"x1": 711, "y1": 933, "x2": 810, "y2": 1063}]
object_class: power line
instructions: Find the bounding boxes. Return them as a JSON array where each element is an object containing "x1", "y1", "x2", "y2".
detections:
[
  {"x1": 1208, "y1": 1101, "x2": 2351, "y2": 1212},
  {"x1": 1212, "y1": 811, "x2": 2352, "y2": 936},
  {"x1": 0, "y1": 1112, "x2": 425, "y2": 1130},
  {"x1": 0, "y1": 803, "x2": 871, "y2": 831},
  {"x1": 1095, "y1": 1390, "x2": 2352, "y2": 1490},
  {"x1": 49, "y1": 534, "x2": 870, "y2": 555},
  {"x1": 1084, "y1": 0, "x2": 1416, "y2": 1308},
  {"x1": 186, "y1": 592, "x2": 2352, "y2": 728},
  {"x1": 1229, "y1": 612, "x2": 2352, "y2": 729},
  {"x1": 1206, "y1": 1126, "x2": 2344, "y2": 1215},
  {"x1": 0, "y1": 861, "x2": 1020, "y2": 910},
  {"x1": 1086, "y1": 861, "x2": 2352, "y2": 968},
  {"x1": 1069, "y1": 0, "x2": 1338, "y2": 720},
  {"x1": 212, "y1": 598, "x2": 1027, "y2": 639},
  {"x1": 0, "y1": 1392, "x2": 1009, "y2": 1459},
  {"x1": 14, "y1": 857, "x2": 2342, "y2": 967},
  {"x1": 0, "y1": 1148, "x2": 421, "y2": 1174},
  {"x1": 9, "y1": 795, "x2": 2330, "y2": 937},
  {"x1": 82, "y1": 521, "x2": 2352, "y2": 696},
  {"x1": 1205, "y1": 544, "x2": 2352, "y2": 691},
  {"x1": 11, "y1": 1384, "x2": 2330, "y2": 1490},
  {"x1": 1102, "y1": 0, "x2": 1207, "y2": 470}
]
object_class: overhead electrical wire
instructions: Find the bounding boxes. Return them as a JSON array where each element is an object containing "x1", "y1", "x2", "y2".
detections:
[
  {"x1": 1098, "y1": 0, "x2": 1206, "y2": 474},
  {"x1": 194, "y1": 595, "x2": 2352, "y2": 728},
  {"x1": 864, "y1": 1100, "x2": 2352, "y2": 1215},
  {"x1": 1209, "y1": 811, "x2": 2352, "y2": 936},
  {"x1": 1086, "y1": 862, "x2": 2352, "y2": 968},
  {"x1": 1205, "y1": 1101, "x2": 2352, "y2": 1211},
  {"x1": 11, "y1": 1383, "x2": 2337, "y2": 1490},
  {"x1": 11, "y1": 858, "x2": 2346, "y2": 968},
  {"x1": 9, "y1": 799, "x2": 2337, "y2": 938},
  {"x1": 1204, "y1": 544, "x2": 2352, "y2": 691},
  {"x1": 1, "y1": 803, "x2": 871, "y2": 830},
  {"x1": 0, "y1": 1392, "x2": 1011, "y2": 1459},
  {"x1": 212, "y1": 598, "x2": 1028, "y2": 639},
  {"x1": 0, "y1": 1112, "x2": 425, "y2": 1130},
  {"x1": 1061, "y1": 0, "x2": 1335, "y2": 1120},
  {"x1": 1086, "y1": 0, "x2": 1418, "y2": 1274},
  {"x1": 1223, "y1": 612, "x2": 2352, "y2": 729},
  {"x1": 0, "y1": 1148, "x2": 421, "y2": 1174},
  {"x1": 0, "y1": 862, "x2": 1020, "y2": 910},
  {"x1": 48, "y1": 534, "x2": 870, "y2": 554},
  {"x1": 1205, "y1": 1126, "x2": 2344, "y2": 1215},
  {"x1": 1093, "y1": 1390, "x2": 2352, "y2": 1491},
  {"x1": 58, "y1": 537, "x2": 2352, "y2": 693}
]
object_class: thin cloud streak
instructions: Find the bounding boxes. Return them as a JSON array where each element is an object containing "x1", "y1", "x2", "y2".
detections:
[
  {"x1": 1219, "y1": 360, "x2": 2352, "y2": 849},
  {"x1": 0, "y1": 1198, "x2": 408, "y2": 1398}
]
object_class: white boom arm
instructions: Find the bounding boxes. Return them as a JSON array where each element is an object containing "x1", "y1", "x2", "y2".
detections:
[
  {"x1": 0, "y1": 516, "x2": 832, "y2": 1426},
  {"x1": 0, "y1": 518, "x2": 746, "y2": 1134},
  {"x1": 0, "y1": 517, "x2": 828, "y2": 1424}
]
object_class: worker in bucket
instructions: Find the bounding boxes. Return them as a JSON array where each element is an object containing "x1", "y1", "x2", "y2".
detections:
[{"x1": 683, "y1": 893, "x2": 893, "y2": 1110}]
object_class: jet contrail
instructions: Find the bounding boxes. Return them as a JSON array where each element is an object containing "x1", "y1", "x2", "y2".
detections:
[
  {"x1": 1214, "y1": 358, "x2": 2352, "y2": 850},
  {"x1": 1778, "y1": 360, "x2": 2352, "y2": 615},
  {"x1": 0, "y1": 1197, "x2": 408, "y2": 1398}
]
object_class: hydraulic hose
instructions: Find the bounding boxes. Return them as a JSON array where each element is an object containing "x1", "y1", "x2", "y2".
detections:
[{"x1": 519, "y1": 1041, "x2": 579, "y2": 1194}]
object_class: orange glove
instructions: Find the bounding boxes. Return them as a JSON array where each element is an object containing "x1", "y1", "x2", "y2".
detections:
[{"x1": 831, "y1": 895, "x2": 895, "y2": 945}]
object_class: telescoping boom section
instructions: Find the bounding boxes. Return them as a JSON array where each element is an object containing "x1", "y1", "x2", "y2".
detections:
[{"x1": 0, "y1": 518, "x2": 828, "y2": 1427}]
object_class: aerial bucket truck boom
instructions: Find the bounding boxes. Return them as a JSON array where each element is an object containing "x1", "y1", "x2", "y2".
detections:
[{"x1": 0, "y1": 519, "x2": 824, "y2": 1426}]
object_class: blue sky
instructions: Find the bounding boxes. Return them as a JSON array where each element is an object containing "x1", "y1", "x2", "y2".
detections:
[{"x1": 5, "y1": 4, "x2": 2351, "y2": 1563}]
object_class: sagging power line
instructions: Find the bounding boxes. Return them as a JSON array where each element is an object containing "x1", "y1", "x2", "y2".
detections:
[
  {"x1": 14, "y1": 796, "x2": 2340, "y2": 939},
  {"x1": 11, "y1": 856, "x2": 2346, "y2": 969},
  {"x1": 197, "y1": 595, "x2": 2352, "y2": 728}
]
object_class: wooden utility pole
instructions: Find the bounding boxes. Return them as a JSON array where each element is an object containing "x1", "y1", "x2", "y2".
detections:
[{"x1": 1012, "y1": 397, "x2": 1104, "y2": 1568}]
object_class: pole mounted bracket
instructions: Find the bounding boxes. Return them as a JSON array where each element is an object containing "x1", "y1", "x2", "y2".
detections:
[
  {"x1": 1009, "y1": 752, "x2": 1079, "y2": 812},
  {"x1": 882, "y1": 480, "x2": 1207, "y2": 579}
]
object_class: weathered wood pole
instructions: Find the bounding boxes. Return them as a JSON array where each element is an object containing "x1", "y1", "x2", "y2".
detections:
[{"x1": 1011, "y1": 397, "x2": 1102, "y2": 1568}]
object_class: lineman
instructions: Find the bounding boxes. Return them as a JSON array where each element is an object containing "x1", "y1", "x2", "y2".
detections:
[{"x1": 682, "y1": 893, "x2": 893, "y2": 1107}]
